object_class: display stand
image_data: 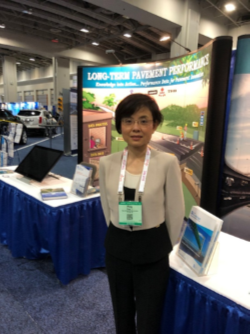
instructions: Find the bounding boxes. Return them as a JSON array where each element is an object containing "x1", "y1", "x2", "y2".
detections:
[
  {"x1": 177, "y1": 206, "x2": 223, "y2": 276},
  {"x1": 204, "y1": 241, "x2": 220, "y2": 275}
]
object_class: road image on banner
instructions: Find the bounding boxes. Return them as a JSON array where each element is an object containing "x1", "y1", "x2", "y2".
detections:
[{"x1": 81, "y1": 42, "x2": 213, "y2": 218}]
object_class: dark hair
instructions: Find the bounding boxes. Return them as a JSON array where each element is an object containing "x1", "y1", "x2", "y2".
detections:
[{"x1": 115, "y1": 93, "x2": 163, "y2": 134}]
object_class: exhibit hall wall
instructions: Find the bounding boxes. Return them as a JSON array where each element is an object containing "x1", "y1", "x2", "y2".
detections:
[
  {"x1": 77, "y1": 37, "x2": 232, "y2": 219},
  {"x1": 219, "y1": 35, "x2": 250, "y2": 241}
]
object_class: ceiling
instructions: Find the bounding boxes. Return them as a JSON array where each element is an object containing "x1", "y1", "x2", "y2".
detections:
[
  {"x1": 0, "y1": 0, "x2": 249, "y2": 74},
  {"x1": 201, "y1": 0, "x2": 250, "y2": 27}
]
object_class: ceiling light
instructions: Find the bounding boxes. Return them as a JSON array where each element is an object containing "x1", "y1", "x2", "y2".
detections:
[
  {"x1": 92, "y1": 42, "x2": 99, "y2": 46},
  {"x1": 0, "y1": 24, "x2": 5, "y2": 29},
  {"x1": 106, "y1": 49, "x2": 115, "y2": 54},
  {"x1": 22, "y1": 9, "x2": 32, "y2": 14},
  {"x1": 16, "y1": 62, "x2": 21, "y2": 65},
  {"x1": 225, "y1": 3, "x2": 236, "y2": 12},
  {"x1": 29, "y1": 58, "x2": 35, "y2": 61},
  {"x1": 160, "y1": 36, "x2": 170, "y2": 42},
  {"x1": 80, "y1": 28, "x2": 89, "y2": 33},
  {"x1": 123, "y1": 33, "x2": 132, "y2": 38}
]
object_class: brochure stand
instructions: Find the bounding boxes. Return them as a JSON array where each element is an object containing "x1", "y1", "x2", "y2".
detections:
[
  {"x1": 204, "y1": 241, "x2": 220, "y2": 275},
  {"x1": 177, "y1": 206, "x2": 223, "y2": 276},
  {"x1": 71, "y1": 164, "x2": 93, "y2": 197}
]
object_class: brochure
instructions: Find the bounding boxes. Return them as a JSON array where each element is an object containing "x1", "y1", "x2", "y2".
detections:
[
  {"x1": 71, "y1": 164, "x2": 92, "y2": 197},
  {"x1": 177, "y1": 205, "x2": 223, "y2": 276},
  {"x1": 40, "y1": 188, "x2": 68, "y2": 201},
  {"x1": 0, "y1": 168, "x2": 14, "y2": 174}
]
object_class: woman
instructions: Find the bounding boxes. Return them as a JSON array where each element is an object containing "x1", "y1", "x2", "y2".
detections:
[{"x1": 99, "y1": 93, "x2": 184, "y2": 334}]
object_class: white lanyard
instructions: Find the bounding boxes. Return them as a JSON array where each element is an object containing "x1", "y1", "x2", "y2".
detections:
[{"x1": 118, "y1": 147, "x2": 151, "y2": 196}]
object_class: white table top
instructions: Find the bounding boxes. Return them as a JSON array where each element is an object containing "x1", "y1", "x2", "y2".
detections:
[
  {"x1": 170, "y1": 232, "x2": 250, "y2": 310},
  {"x1": 0, "y1": 166, "x2": 100, "y2": 207}
]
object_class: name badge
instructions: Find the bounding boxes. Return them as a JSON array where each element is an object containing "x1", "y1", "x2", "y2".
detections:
[{"x1": 118, "y1": 201, "x2": 142, "y2": 226}]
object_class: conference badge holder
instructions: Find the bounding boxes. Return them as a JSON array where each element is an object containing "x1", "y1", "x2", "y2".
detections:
[{"x1": 118, "y1": 201, "x2": 142, "y2": 226}]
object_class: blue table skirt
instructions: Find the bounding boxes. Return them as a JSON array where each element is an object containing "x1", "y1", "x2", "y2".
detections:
[
  {"x1": 0, "y1": 180, "x2": 107, "y2": 285},
  {"x1": 161, "y1": 269, "x2": 250, "y2": 334}
]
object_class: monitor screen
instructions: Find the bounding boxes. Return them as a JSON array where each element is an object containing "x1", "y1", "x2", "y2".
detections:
[{"x1": 15, "y1": 146, "x2": 63, "y2": 182}]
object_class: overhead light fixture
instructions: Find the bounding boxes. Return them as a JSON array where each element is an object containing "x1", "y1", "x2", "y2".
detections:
[
  {"x1": 105, "y1": 49, "x2": 115, "y2": 54},
  {"x1": 225, "y1": 3, "x2": 236, "y2": 12},
  {"x1": 22, "y1": 9, "x2": 33, "y2": 14},
  {"x1": 123, "y1": 32, "x2": 132, "y2": 38},
  {"x1": 80, "y1": 28, "x2": 89, "y2": 33},
  {"x1": 0, "y1": 24, "x2": 5, "y2": 29},
  {"x1": 160, "y1": 36, "x2": 170, "y2": 42},
  {"x1": 92, "y1": 42, "x2": 99, "y2": 46},
  {"x1": 29, "y1": 58, "x2": 35, "y2": 61},
  {"x1": 16, "y1": 62, "x2": 21, "y2": 65}
]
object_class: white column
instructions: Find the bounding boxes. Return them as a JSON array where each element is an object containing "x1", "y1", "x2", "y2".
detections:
[
  {"x1": 53, "y1": 57, "x2": 70, "y2": 112},
  {"x1": 170, "y1": 4, "x2": 200, "y2": 58},
  {"x1": 2, "y1": 56, "x2": 17, "y2": 102}
]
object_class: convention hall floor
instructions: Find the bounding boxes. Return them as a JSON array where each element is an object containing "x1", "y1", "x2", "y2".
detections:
[{"x1": 0, "y1": 133, "x2": 115, "y2": 334}]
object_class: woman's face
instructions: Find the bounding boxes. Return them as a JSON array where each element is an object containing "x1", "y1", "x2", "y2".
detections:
[{"x1": 121, "y1": 106, "x2": 158, "y2": 150}]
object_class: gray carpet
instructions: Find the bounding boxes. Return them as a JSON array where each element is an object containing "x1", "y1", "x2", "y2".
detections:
[
  {"x1": 1, "y1": 133, "x2": 116, "y2": 334},
  {"x1": 0, "y1": 244, "x2": 115, "y2": 334}
]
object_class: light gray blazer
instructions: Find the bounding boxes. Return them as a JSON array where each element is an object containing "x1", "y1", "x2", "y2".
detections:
[{"x1": 99, "y1": 149, "x2": 185, "y2": 247}]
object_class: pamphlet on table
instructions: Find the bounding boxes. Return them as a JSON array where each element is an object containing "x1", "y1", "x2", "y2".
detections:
[
  {"x1": 0, "y1": 168, "x2": 14, "y2": 174},
  {"x1": 40, "y1": 187, "x2": 68, "y2": 201}
]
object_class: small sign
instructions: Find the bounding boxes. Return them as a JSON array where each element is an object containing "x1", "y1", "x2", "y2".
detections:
[
  {"x1": 192, "y1": 122, "x2": 199, "y2": 127},
  {"x1": 148, "y1": 90, "x2": 158, "y2": 95},
  {"x1": 90, "y1": 151, "x2": 105, "y2": 157},
  {"x1": 176, "y1": 126, "x2": 183, "y2": 130},
  {"x1": 88, "y1": 122, "x2": 108, "y2": 128},
  {"x1": 184, "y1": 167, "x2": 193, "y2": 176}
]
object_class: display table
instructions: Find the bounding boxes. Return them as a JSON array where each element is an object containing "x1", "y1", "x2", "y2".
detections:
[
  {"x1": 161, "y1": 232, "x2": 250, "y2": 334},
  {"x1": 1, "y1": 169, "x2": 250, "y2": 333},
  {"x1": 0, "y1": 168, "x2": 107, "y2": 285}
]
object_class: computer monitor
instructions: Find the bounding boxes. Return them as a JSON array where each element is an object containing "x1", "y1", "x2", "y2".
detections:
[{"x1": 15, "y1": 145, "x2": 63, "y2": 182}]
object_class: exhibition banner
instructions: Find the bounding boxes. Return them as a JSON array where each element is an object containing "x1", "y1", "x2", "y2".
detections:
[
  {"x1": 78, "y1": 37, "x2": 232, "y2": 219},
  {"x1": 219, "y1": 35, "x2": 250, "y2": 239}
]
